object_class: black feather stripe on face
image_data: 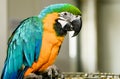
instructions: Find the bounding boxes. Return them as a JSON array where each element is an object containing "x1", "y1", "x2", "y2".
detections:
[
  {"x1": 54, "y1": 11, "x2": 82, "y2": 37},
  {"x1": 54, "y1": 20, "x2": 67, "y2": 36}
]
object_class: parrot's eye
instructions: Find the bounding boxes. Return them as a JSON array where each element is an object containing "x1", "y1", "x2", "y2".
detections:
[
  {"x1": 76, "y1": 15, "x2": 78, "y2": 17},
  {"x1": 64, "y1": 12, "x2": 67, "y2": 15},
  {"x1": 59, "y1": 12, "x2": 70, "y2": 17}
]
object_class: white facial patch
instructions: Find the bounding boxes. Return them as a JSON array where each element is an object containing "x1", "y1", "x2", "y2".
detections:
[
  {"x1": 58, "y1": 19, "x2": 68, "y2": 28},
  {"x1": 58, "y1": 12, "x2": 81, "y2": 29},
  {"x1": 59, "y1": 12, "x2": 81, "y2": 22}
]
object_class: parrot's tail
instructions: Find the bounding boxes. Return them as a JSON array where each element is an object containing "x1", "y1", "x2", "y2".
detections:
[
  {"x1": 0, "y1": 63, "x2": 5, "y2": 79},
  {"x1": 1, "y1": 63, "x2": 28, "y2": 79},
  {"x1": 1, "y1": 62, "x2": 7, "y2": 79},
  {"x1": 17, "y1": 66, "x2": 29, "y2": 79}
]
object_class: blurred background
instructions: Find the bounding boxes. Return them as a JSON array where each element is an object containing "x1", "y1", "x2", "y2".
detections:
[{"x1": 0, "y1": 0, "x2": 120, "y2": 75}]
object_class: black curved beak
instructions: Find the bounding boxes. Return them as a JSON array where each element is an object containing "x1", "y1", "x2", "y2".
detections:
[
  {"x1": 63, "y1": 17, "x2": 82, "y2": 37},
  {"x1": 71, "y1": 17, "x2": 82, "y2": 37},
  {"x1": 58, "y1": 15, "x2": 82, "y2": 37}
]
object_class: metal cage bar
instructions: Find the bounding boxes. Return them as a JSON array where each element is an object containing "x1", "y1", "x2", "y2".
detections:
[{"x1": 57, "y1": 72, "x2": 120, "y2": 79}]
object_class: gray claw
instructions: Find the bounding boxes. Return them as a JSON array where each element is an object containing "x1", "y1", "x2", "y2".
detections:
[{"x1": 46, "y1": 65, "x2": 60, "y2": 77}]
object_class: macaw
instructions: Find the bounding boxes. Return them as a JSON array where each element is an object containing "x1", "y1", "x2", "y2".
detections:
[{"x1": 1, "y1": 3, "x2": 82, "y2": 79}]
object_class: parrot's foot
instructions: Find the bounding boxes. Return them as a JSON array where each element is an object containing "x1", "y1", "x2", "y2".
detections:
[
  {"x1": 24, "y1": 65, "x2": 65, "y2": 79},
  {"x1": 44, "y1": 65, "x2": 64, "y2": 79},
  {"x1": 46, "y1": 65, "x2": 59, "y2": 76},
  {"x1": 24, "y1": 73, "x2": 42, "y2": 79}
]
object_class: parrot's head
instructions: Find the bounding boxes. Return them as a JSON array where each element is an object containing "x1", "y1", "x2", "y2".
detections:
[{"x1": 39, "y1": 3, "x2": 82, "y2": 37}]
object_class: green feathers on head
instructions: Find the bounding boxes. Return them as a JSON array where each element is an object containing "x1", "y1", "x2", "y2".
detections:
[{"x1": 38, "y1": 3, "x2": 81, "y2": 19}]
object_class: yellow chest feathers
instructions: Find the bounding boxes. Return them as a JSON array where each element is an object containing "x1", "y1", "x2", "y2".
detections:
[{"x1": 42, "y1": 12, "x2": 64, "y2": 44}]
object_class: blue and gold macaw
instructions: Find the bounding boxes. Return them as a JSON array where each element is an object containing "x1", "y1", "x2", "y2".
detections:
[{"x1": 1, "y1": 3, "x2": 82, "y2": 79}]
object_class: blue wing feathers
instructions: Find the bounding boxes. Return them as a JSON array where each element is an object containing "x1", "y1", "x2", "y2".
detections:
[
  {"x1": 1, "y1": 16, "x2": 43, "y2": 79},
  {"x1": 35, "y1": 39, "x2": 42, "y2": 61}
]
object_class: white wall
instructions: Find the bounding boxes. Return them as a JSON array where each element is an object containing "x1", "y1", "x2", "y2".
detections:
[
  {"x1": 0, "y1": 0, "x2": 8, "y2": 74},
  {"x1": 98, "y1": 0, "x2": 120, "y2": 73},
  {"x1": 79, "y1": 0, "x2": 97, "y2": 72}
]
